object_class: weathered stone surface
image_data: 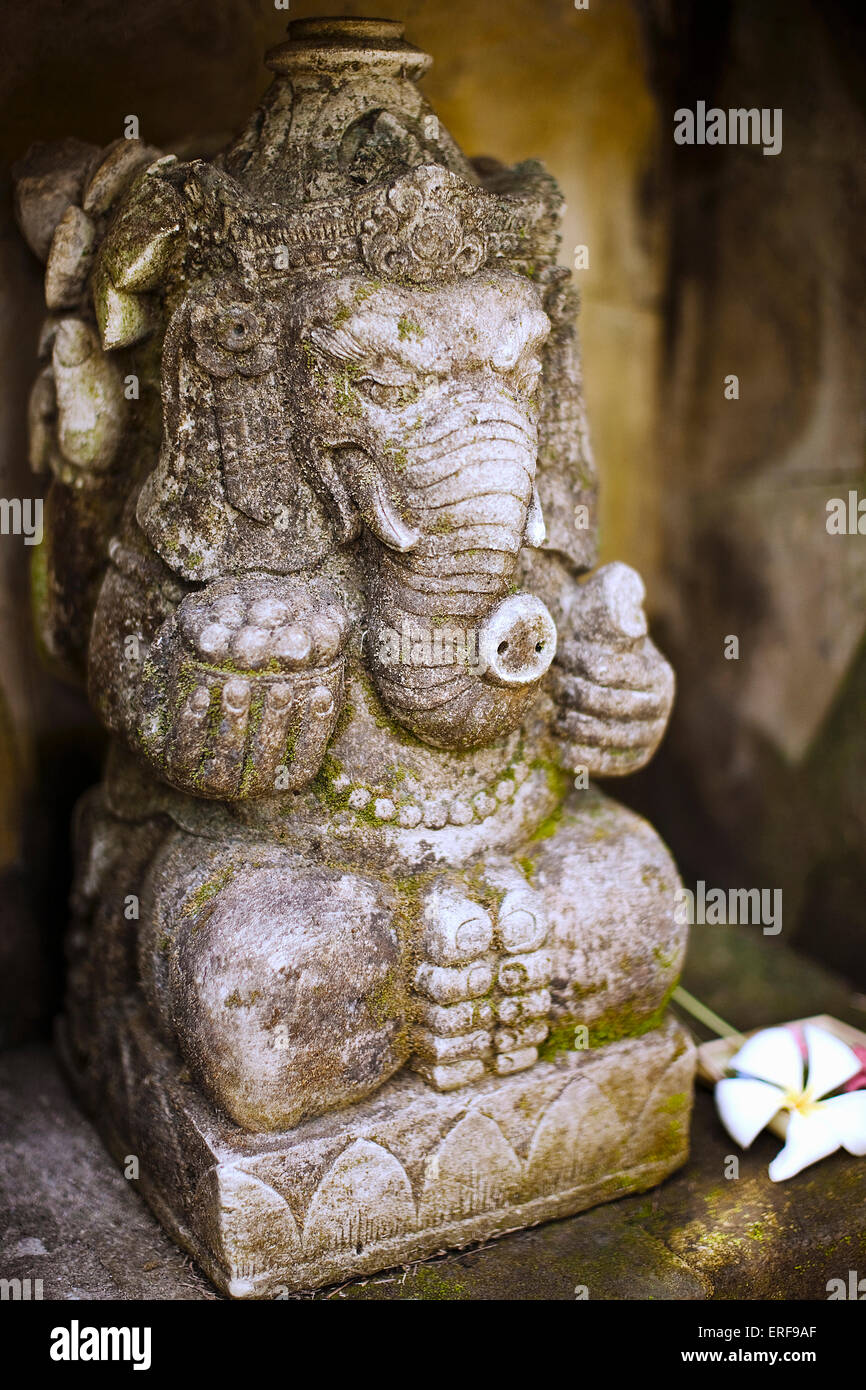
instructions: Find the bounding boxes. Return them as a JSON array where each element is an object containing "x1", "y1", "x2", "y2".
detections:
[
  {"x1": 58, "y1": 1009, "x2": 693, "y2": 1298},
  {"x1": 13, "y1": 138, "x2": 99, "y2": 261},
  {"x1": 16, "y1": 16, "x2": 691, "y2": 1295},
  {"x1": 0, "y1": 1045, "x2": 217, "y2": 1300},
  {"x1": 4, "y1": 1028, "x2": 864, "y2": 1300},
  {"x1": 4, "y1": 913, "x2": 862, "y2": 1300}
]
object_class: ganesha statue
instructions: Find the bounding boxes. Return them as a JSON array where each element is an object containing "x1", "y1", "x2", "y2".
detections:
[{"x1": 17, "y1": 18, "x2": 694, "y2": 1296}]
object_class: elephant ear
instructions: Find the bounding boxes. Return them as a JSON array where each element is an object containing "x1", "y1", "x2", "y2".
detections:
[
  {"x1": 136, "y1": 278, "x2": 336, "y2": 582},
  {"x1": 534, "y1": 269, "x2": 599, "y2": 575},
  {"x1": 14, "y1": 138, "x2": 172, "y2": 680},
  {"x1": 89, "y1": 159, "x2": 349, "y2": 582}
]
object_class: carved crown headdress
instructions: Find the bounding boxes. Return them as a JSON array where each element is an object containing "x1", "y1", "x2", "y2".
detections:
[{"x1": 95, "y1": 17, "x2": 566, "y2": 348}]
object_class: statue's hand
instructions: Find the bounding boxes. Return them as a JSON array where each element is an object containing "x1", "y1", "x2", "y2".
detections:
[
  {"x1": 153, "y1": 575, "x2": 350, "y2": 799},
  {"x1": 550, "y1": 562, "x2": 674, "y2": 777}
]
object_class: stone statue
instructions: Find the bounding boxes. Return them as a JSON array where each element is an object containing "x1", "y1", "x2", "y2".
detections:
[{"x1": 17, "y1": 18, "x2": 694, "y2": 1297}]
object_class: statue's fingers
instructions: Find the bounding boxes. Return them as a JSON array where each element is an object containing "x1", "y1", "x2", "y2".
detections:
[
  {"x1": 552, "y1": 671, "x2": 670, "y2": 721},
  {"x1": 290, "y1": 682, "x2": 341, "y2": 778},
  {"x1": 555, "y1": 709, "x2": 668, "y2": 751},
  {"x1": 564, "y1": 638, "x2": 664, "y2": 691},
  {"x1": 52, "y1": 317, "x2": 123, "y2": 472},
  {"x1": 199, "y1": 676, "x2": 251, "y2": 798},
  {"x1": 165, "y1": 684, "x2": 212, "y2": 785},
  {"x1": 563, "y1": 742, "x2": 651, "y2": 777},
  {"x1": 244, "y1": 681, "x2": 296, "y2": 796}
]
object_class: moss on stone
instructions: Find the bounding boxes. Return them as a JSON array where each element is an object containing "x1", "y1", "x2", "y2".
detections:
[
  {"x1": 538, "y1": 982, "x2": 678, "y2": 1061},
  {"x1": 464, "y1": 862, "x2": 507, "y2": 915},
  {"x1": 660, "y1": 1090, "x2": 688, "y2": 1115},
  {"x1": 224, "y1": 988, "x2": 261, "y2": 1008},
  {"x1": 538, "y1": 1018, "x2": 590, "y2": 1062},
  {"x1": 406, "y1": 1263, "x2": 469, "y2": 1300},
  {"x1": 586, "y1": 984, "x2": 677, "y2": 1048},
  {"x1": 364, "y1": 966, "x2": 405, "y2": 1028},
  {"x1": 238, "y1": 690, "x2": 265, "y2": 797},
  {"x1": 333, "y1": 369, "x2": 362, "y2": 417},
  {"x1": 353, "y1": 280, "x2": 383, "y2": 305},
  {"x1": 310, "y1": 754, "x2": 350, "y2": 814},
  {"x1": 652, "y1": 944, "x2": 678, "y2": 971},
  {"x1": 351, "y1": 665, "x2": 422, "y2": 748},
  {"x1": 529, "y1": 804, "x2": 565, "y2": 843},
  {"x1": 524, "y1": 757, "x2": 572, "y2": 844},
  {"x1": 181, "y1": 862, "x2": 236, "y2": 918},
  {"x1": 384, "y1": 438, "x2": 409, "y2": 471},
  {"x1": 29, "y1": 542, "x2": 50, "y2": 658},
  {"x1": 516, "y1": 855, "x2": 535, "y2": 883}
]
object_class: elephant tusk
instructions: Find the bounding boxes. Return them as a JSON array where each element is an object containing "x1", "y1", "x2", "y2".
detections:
[
  {"x1": 339, "y1": 447, "x2": 420, "y2": 553},
  {"x1": 524, "y1": 484, "x2": 546, "y2": 548}
]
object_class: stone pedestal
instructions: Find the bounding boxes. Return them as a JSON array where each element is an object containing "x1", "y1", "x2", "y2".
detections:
[{"x1": 59, "y1": 1008, "x2": 693, "y2": 1297}]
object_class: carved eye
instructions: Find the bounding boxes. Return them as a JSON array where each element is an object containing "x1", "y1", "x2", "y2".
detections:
[
  {"x1": 355, "y1": 377, "x2": 419, "y2": 410},
  {"x1": 514, "y1": 358, "x2": 542, "y2": 397}
]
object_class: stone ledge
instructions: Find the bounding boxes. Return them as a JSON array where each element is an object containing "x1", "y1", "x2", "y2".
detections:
[
  {"x1": 2, "y1": 1001, "x2": 864, "y2": 1301},
  {"x1": 58, "y1": 1009, "x2": 693, "y2": 1297}
]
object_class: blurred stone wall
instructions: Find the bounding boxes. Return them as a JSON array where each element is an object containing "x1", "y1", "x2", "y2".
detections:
[{"x1": 629, "y1": 0, "x2": 866, "y2": 987}]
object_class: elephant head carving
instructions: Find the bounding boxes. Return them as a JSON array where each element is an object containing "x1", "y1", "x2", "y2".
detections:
[
  {"x1": 136, "y1": 258, "x2": 558, "y2": 750},
  {"x1": 301, "y1": 270, "x2": 558, "y2": 749},
  {"x1": 51, "y1": 17, "x2": 602, "y2": 786}
]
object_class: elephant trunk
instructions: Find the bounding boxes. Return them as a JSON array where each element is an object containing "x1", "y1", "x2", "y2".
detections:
[{"x1": 366, "y1": 394, "x2": 556, "y2": 749}]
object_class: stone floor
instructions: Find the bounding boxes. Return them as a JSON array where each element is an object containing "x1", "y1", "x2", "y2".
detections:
[{"x1": 2, "y1": 922, "x2": 865, "y2": 1300}]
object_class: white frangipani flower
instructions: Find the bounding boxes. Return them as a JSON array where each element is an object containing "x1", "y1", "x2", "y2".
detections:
[{"x1": 715, "y1": 1024, "x2": 866, "y2": 1181}]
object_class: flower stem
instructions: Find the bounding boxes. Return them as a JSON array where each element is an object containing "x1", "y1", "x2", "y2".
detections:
[{"x1": 672, "y1": 985, "x2": 742, "y2": 1040}]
